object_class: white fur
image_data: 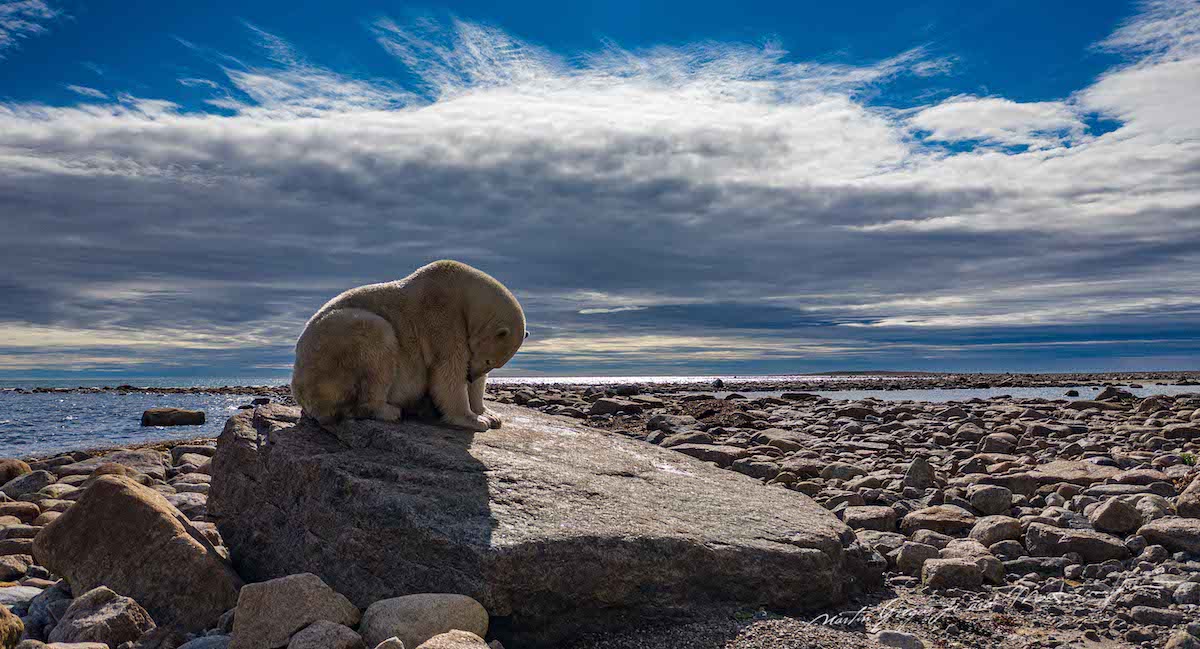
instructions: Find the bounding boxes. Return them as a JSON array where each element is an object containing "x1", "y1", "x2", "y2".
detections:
[{"x1": 291, "y1": 260, "x2": 526, "y2": 431}]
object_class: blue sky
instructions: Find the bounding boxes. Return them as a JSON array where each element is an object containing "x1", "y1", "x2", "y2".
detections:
[{"x1": 0, "y1": 0, "x2": 1198, "y2": 379}]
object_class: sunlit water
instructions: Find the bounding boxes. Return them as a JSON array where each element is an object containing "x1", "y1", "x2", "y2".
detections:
[{"x1": 0, "y1": 391, "x2": 265, "y2": 458}]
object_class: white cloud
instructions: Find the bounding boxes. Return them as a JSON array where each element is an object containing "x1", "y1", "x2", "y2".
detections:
[
  {"x1": 1, "y1": 5, "x2": 1200, "y2": 371},
  {"x1": 65, "y1": 84, "x2": 107, "y2": 99},
  {"x1": 0, "y1": 0, "x2": 56, "y2": 55},
  {"x1": 908, "y1": 95, "x2": 1084, "y2": 149}
]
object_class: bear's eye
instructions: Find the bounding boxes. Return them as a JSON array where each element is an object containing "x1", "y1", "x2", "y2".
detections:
[{"x1": 496, "y1": 327, "x2": 510, "y2": 338}]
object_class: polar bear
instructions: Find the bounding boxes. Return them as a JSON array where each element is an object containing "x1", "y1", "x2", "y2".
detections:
[{"x1": 291, "y1": 260, "x2": 526, "y2": 432}]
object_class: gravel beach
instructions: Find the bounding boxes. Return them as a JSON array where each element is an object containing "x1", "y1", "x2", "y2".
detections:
[{"x1": 1, "y1": 372, "x2": 1198, "y2": 649}]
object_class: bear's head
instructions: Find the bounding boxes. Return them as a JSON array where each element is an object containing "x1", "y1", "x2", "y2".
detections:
[{"x1": 468, "y1": 321, "x2": 526, "y2": 382}]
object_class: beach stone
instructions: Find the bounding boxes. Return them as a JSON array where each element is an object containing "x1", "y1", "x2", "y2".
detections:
[
  {"x1": 893, "y1": 542, "x2": 940, "y2": 576},
  {"x1": 229, "y1": 573, "x2": 360, "y2": 649},
  {"x1": 178, "y1": 637, "x2": 231, "y2": 649},
  {"x1": 56, "y1": 451, "x2": 168, "y2": 481},
  {"x1": 47, "y1": 586, "x2": 155, "y2": 646},
  {"x1": 0, "y1": 605, "x2": 22, "y2": 648},
  {"x1": 0, "y1": 538, "x2": 34, "y2": 556},
  {"x1": 359, "y1": 594, "x2": 487, "y2": 649},
  {"x1": 287, "y1": 621, "x2": 366, "y2": 649},
  {"x1": 141, "y1": 408, "x2": 205, "y2": 427},
  {"x1": 1, "y1": 472, "x2": 55, "y2": 499},
  {"x1": 0, "y1": 502, "x2": 40, "y2": 524},
  {"x1": 967, "y1": 485, "x2": 1011, "y2": 515},
  {"x1": 1137, "y1": 517, "x2": 1200, "y2": 554},
  {"x1": 968, "y1": 516, "x2": 1022, "y2": 547},
  {"x1": 0, "y1": 584, "x2": 44, "y2": 608},
  {"x1": 0, "y1": 554, "x2": 32, "y2": 581},
  {"x1": 1166, "y1": 631, "x2": 1200, "y2": 649},
  {"x1": 1178, "y1": 476, "x2": 1200, "y2": 518},
  {"x1": 210, "y1": 404, "x2": 879, "y2": 646},
  {"x1": 21, "y1": 582, "x2": 70, "y2": 641},
  {"x1": 0, "y1": 460, "x2": 31, "y2": 486},
  {"x1": 902, "y1": 457, "x2": 936, "y2": 489},
  {"x1": 900, "y1": 505, "x2": 976, "y2": 536},
  {"x1": 1089, "y1": 498, "x2": 1142, "y2": 534},
  {"x1": 873, "y1": 630, "x2": 925, "y2": 649},
  {"x1": 32, "y1": 475, "x2": 241, "y2": 633},
  {"x1": 842, "y1": 506, "x2": 896, "y2": 532},
  {"x1": 921, "y1": 558, "x2": 982, "y2": 590},
  {"x1": 940, "y1": 539, "x2": 1004, "y2": 584},
  {"x1": 1025, "y1": 522, "x2": 1129, "y2": 563},
  {"x1": 415, "y1": 631, "x2": 488, "y2": 649}
]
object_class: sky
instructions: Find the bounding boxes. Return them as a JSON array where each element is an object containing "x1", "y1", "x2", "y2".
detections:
[{"x1": 0, "y1": 0, "x2": 1198, "y2": 379}]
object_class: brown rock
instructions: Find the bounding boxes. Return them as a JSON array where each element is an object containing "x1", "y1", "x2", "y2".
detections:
[
  {"x1": 416, "y1": 631, "x2": 489, "y2": 649},
  {"x1": 1025, "y1": 522, "x2": 1129, "y2": 563},
  {"x1": 1137, "y1": 517, "x2": 1200, "y2": 554},
  {"x1": 141, "y1": 408, "x2": 206, "y2": 427},
  {"x1": 32, "y1": 476, "x2": 241, "y2": 633},
  {"x1": 0, "y1": 605, "x2": 22, "y2": 649},
  {"x1": 287, "y1": 621, "x2": 366, "y2": 649},
  {"x1": 230, "y1": 573, "x2": 360, "y2": 649},
  {"x1": 900, "y1": 505, "x2": 976, "y2": 536},
  {"x1": 0, "y1": 460, "x2": 31, "y2": 486},
  {"x1": 47, "y1": 586, "x2": 155, "y2": 646}
]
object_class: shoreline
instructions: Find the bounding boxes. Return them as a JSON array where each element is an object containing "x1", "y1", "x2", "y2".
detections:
[
  {"x1": 3, "y1": 370, "x2": 1198, "y2": 395},
  {"x1": 3, "y1": 384, "x2": 1199, "y2": 648}
]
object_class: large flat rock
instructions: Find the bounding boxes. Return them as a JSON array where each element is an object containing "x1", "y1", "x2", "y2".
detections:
[{"x1": 210, "y1": 404, "x2": 880, "y2": 646}]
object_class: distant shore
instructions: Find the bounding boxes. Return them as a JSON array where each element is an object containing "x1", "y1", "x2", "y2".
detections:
[{"x1": 3, "y1": 371, "x2": 1197, "y2": 395}]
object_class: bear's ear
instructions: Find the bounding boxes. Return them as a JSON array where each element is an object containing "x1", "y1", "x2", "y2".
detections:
[
  {"x1": 524, "y1": 330, "x2": 530, "y2": 339},
  {"x1": 497, "y1": 327, "x2": 510, "y2": 338}
]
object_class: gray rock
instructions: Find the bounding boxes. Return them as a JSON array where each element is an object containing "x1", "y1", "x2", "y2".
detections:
[
  {"x1": 1166, "y1": 631, "x2": 1200, "y2": 649},
  {"x1": 1138, "y1": 517, "x2": 1200, "y2": 554},
  {"x1": 1179, "y1": 476, "x2": 1200, "y2": 518},
  {"x1": 901, "y1": 457, "x2": 936, "y2": 490},
  {"x1": 967, "y1": 484, "x2": 1012, "y2": 515},
  {"x1": 842, "y1": 506, "x2": 896, "y2": 532},
  {"x1": 1024, "y1": 522, "x2": 1130, "y2": 563},
  {"x1": 921, "y1": 558, "x2": 982, "y2": 590},
  {"x1": 359, "y1": 594, "x2": 486, "y2": 649},
  {"x1": 229, "y1": 573, "x2": 360, "y2": 649},
  {"x1": 56, "y1": 450, "x2": 169, "y2": 481},
  {"x1": 178, "y1": 638, "x2": 232, "y2": 649},
  {"x1": 414, "y1": 630, "x2": 488, "y2": 649},
  {"x1": 32, "y1": 475, "x2": 241, "y2": 633},
  {"x1": 141, "y1": 408, "x2": 206, "y2": 427},
  {"x1": 287, "y1": 621, "x2": 366, "y2": 649},
  {"x1": 900, "y1": 505, "x2": 976, "y2": 536},
  {"x1": 968, "y1": 516, "x2": 1022, "y2": 547},
  {"x1": 1089, "y1": 498, "x2": 1144, "y2": 534},
  {"x1": 48, "y1": 586, "x2": 155, "y2": 646},
  {"x1": 873, "y1": 630, "x2": 925, "y2": 649},
  {"x1": 210, "y1": 404, "x2": 880, "y2": 647},
  {"x1": 893, "y1": 542, "x2": 939, "y2": 576},
  {"x1": 1, "y1": 471, "x2": 56, "y2": 498},
  {"x1": 1130, "y1": 605, "x2": 1185, "y2": 626},
  {"x1": 1173, "y1": 581, "x2": 1200, "y2": 605}
]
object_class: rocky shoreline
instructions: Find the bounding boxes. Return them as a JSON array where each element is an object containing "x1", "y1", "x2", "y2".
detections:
[{"x1": 1, "y1": 381, "x2": 1199, "y2": 648}]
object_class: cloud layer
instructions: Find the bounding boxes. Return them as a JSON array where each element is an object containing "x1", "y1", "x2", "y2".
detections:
[{"x1": 1, "y1": 2, "x2": 1199, "y2": 376}]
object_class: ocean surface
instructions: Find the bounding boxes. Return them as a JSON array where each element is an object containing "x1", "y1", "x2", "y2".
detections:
[{"x1": 1, "y1": 376, "x2": 1196, "y2": 458}]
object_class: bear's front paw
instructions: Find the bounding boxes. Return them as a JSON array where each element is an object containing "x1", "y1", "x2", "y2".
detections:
[
  {"x1": 446, "y1": 413, "x2": 491, "y2": 432},
  {"x1": 481, "y1": 410, "x2": 502, "y2": 429}
]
